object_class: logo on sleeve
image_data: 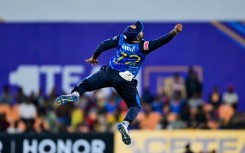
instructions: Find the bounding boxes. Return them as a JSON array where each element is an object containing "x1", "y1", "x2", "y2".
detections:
[{"x1": 144, "y1": 41, "x2": 149, "y2": 51}]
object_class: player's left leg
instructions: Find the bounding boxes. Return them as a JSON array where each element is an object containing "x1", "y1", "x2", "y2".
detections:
[
  {"x1": 114, "y1": 79, "x2": 141, "y2": 145},
  {"x1": 56, "y1": 66, "x2": 112, "y2": 105}
]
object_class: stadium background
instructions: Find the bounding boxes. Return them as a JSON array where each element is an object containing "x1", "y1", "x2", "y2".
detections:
[{"x1": 0, "y1": 0, "x2": 245, "y2": 153}]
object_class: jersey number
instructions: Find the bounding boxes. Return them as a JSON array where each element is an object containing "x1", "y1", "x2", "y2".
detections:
[{"x1": 115, "y1": 52, "x2": 141, "y2": 66}]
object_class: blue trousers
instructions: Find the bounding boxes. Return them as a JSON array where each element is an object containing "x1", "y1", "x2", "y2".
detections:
[{"x1": 72, "y1": 66, "x2": 141, "y2": 123}]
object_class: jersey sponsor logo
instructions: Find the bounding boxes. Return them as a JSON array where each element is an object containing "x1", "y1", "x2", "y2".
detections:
[{"x1": 144, "y1": 41, "x2": 149, "y2": 50}]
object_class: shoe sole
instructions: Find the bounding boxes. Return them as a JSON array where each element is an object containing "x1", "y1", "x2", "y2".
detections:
[
  {"x1": 117, "y1": 124, "x2": 131, "y2": 145},
  {"x1": 56, "y1": 95, "x2": 78, "y2": 105}
]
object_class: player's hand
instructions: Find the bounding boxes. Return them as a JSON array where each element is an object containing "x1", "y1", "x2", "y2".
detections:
[
  {"x1": 173, "y1": 24, "x2": 183, "y2": 34},
  {"x1": 85, "y1": 56, "x2": 98, "y2": 66}
]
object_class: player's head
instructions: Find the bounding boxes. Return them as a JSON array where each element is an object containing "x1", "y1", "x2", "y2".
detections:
[{"x1": 124, "y1": 21, "x2": 144, "y2": 41}]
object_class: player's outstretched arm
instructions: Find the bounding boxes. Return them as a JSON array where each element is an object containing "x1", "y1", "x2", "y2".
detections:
[
  {"x1": 141, "y1": 24, "x2": 183, "y2": 54},
  {"x1": 85, "y1": 36, "x2": 119, "y2": 66}
]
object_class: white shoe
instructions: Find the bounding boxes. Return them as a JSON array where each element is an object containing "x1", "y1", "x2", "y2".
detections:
[
  {"x1": 56, "y1": 94, "x2": 78, "y2": 105},
  {"x1": 117, "y1": 122, "x2": 131, "y2": 145}
]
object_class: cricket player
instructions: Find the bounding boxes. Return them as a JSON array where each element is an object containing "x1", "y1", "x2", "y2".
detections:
[{"x1": 56, "y1": 21, "x2": 183, "y2": 145}]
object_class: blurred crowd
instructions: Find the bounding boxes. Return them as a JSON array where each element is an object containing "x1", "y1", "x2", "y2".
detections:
[{"x1": 0, "y1": 67, "x2": 245, "y2": 133}]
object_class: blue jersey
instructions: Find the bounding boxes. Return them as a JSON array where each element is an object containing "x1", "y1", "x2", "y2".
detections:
[{"x1": 109, "y1": 35, "x2": 146, "y2": 76}]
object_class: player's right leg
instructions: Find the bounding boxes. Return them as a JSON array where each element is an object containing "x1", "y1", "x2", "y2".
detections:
[
  {"x1": 56, "y1": 66, "x2": 111, "y2": 105},
  {"x1": 114, "y1": 78, "x2": 141, "y2": 145}
]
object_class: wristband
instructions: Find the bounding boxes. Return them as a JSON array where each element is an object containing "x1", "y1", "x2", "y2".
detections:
[{"x1": 173, "y1": 29, "x2": 179, "y2": 34}]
